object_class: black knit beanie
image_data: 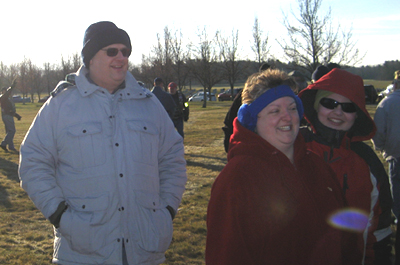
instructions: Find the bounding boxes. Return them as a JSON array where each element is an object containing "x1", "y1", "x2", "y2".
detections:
[
  {"x1": 81, "y1": 21, "x2": 132, "y2": 68},
  {"x1": 311, "y1": 65, "x2": 330, "y2": 82}
]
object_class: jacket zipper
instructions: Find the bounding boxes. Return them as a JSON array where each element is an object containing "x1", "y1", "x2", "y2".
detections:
[{"x1": 343, "y1": 173, "x2": 349, "y2": 196}]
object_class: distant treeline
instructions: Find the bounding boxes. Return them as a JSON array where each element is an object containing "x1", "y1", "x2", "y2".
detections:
[
  {"x1": 347, "y1": 60, "x2": 400, "y2": 80},
  {"x1": 264, "y1": 59, "x2": 400, "y2": 81},
  {"x1": 0, "y1": 57, "x2": 398, "y2": 102}
]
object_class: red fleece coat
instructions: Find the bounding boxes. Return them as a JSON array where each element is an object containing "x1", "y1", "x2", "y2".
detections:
[{"x1": 206, "y1": 119, "x2": 357, "y2": 265}]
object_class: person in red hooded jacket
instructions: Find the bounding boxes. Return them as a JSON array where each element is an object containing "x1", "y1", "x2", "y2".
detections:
[
  {"x1": 206, "y1": 69, "x2": 358, "y2": 265},
  {"x1": 298, "y1": 68, "x2": 393, "y2": 265}
]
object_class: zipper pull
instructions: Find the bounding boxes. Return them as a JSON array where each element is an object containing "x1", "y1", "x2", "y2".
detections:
[{"x1": 343, "y1": 174, "x2": 349, "y2": 196}]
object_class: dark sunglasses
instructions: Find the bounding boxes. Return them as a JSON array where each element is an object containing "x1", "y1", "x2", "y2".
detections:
[
  {"x1": 101, "y1": 48, "x2": 130, "y2": 57},
  {"x1": 319, "y1": 98, "x2": 357, "y2": 113}
]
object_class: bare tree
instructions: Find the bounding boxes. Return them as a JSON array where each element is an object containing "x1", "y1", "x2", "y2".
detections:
[
  {"x1": 218, "y1": 29, "x2": 249, "y2": 100},
  {"x1": 43, "y1": 62, "x2": 60, "y2": 95},
  {"x1": 150, "y1": 26, "x2": 175, "y2": 90},
  {"x1": 135, "y1": 54, "x2": 157, "y2": 86},
  {"x1": 71, "y1": 53, "x2": 81, "y2": 71},
  {"x1": 59, "y1": 53, "x2": 81, "y2": 81},
  {"x1": 18, "y1": 58, "x2": 31, "y2": 99},
  {"x1": 7, "y1": 64, "x2": 19, "y2": 88},
  {"x1": 15, "y1": 58, "x2": 43, "y2": 103},
  {"x1": 251, "y1": 17, "x2": 270, "y2": 70},
  {"x1": 0, "y1": 63, "x2": 19, "y2": 92},
  {"x1": 170, "y1": 29, "x2": 190, "y2": 91},
  {"x1": 189, "y1": 27, "x2": 223, "y2": 108},
  {"x1": 0, "y1": 62, "x2": 9, "y2": 88},
  {"x1": 27, "y1": 61, "x2": 43, "y2": 102},
  {"x1": 277, "y1": 0, "x2": 364, "y2": 74}
]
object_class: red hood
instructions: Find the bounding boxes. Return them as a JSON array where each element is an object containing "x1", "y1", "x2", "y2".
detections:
[{"x1": 298, "y1": 68, "x2": 376, "y2": 142}]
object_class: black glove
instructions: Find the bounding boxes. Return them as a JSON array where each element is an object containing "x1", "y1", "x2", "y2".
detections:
[
  {"x1": 48, "y1": 201, "x2": 68, "y2": 228},
  {"x1": 15, "y1": 114, "x2": 21, "y2": 121},
  {"x1": 166, "y1": 205, "x2": 176, "y2": 220}
]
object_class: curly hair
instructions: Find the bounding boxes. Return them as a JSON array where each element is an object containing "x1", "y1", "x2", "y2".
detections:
[{"x1": 241, "y1": 69, "x2": 298, "y2": 105}]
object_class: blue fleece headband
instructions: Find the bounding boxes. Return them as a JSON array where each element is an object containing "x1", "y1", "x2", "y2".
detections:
[{"x1": 237, "y1": 85, "x2": 304, "y2": 131}]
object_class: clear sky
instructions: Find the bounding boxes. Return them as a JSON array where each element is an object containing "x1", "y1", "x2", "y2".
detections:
[{"x1": 1, "y1": 0, "x2": 399, "y2": 68}]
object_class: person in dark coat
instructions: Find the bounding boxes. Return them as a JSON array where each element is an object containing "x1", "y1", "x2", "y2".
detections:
[
  {"x1": 151, "y1": 77, "x2": 176, "y2": 119},
  {"x1": 168, "y1": 82, "x2": 189, "y2": 138},
  {"x1": 0, "y1": 80, "x2": 21, "y2": 153}
]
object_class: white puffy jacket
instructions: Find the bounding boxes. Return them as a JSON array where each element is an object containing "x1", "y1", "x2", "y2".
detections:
[{"x1": 19, "y1": 66, "x2": 187, "y2": 265}]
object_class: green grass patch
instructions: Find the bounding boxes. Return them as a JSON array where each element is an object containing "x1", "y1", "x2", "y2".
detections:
[{"x1": 364, "y1": 79, "x2": 392, "y2": 90}]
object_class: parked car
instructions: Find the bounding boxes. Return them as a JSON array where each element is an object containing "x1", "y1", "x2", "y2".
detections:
[
  {"x1": 188, "y1": 92, "x2": 216, "y2": 102},
  {"x1": 217, "y1": 88, "x2": 241, "y2": 101},
  {"x1": 11, "y1": 95, "x2": 31, "y2": 103},
  {"x1": 377, "y1": 84, "x2": 393, "y2": 102},
  {"x1": 364, "y1": 84, "x2": 378, "y2": 104},
  {"x1": 38, "y1": 95, "x2": 50, "y2": 103}
]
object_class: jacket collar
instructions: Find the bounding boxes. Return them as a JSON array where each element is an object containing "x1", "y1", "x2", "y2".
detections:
[
  {"x1": 311, "y1": 119, "x2": 347, "y2": 148},
  {"x1": 75, "y1": 66, "x2": 152, "y2": 100}
]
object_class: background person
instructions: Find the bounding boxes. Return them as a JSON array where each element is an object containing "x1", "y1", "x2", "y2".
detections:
[
  {"x1": 327, "y1": 62, "x2": 341, "y2": 70},
  {"x1": 394, "y1": 70, "x2": 400, "y2": 80},
  {"x1": 311, "y1": 65, "x2": 330, "y2": 83},
  {"x1": 373, "y1": 79, "x2": 400, "y2": 222},
  {"x1": 288, "y1": 70, "x2": 308, "y2": 91},
  {"x1": 372, "y1": 79, "x2": 400, "y2": 265},
  {"x1": 206, "y1": 69, "x2": 354, "y2": 264},
  {"x1": 167, "y1": 82, "x2": 189, "y2": 138},
  {"x1": 0, "y1": 80, "x2": 21, "y2": 153},
  {"x1": 299, "y1": 68, "x2": 393, "y2": 264},
  {"x1": 19, "y1": 21, "x2": 187, "y2": 265},
  {"x1": 151, "y1": 77, "x2": 176, "y2": 119}
]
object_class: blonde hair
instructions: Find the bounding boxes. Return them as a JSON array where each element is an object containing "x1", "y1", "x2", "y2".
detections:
[
  {"x1": 241, "y1": 69, "x2": 298, "y2": 105},
  {"x1": 395, "y1": 70, "x2": 400, "y2": 80}
]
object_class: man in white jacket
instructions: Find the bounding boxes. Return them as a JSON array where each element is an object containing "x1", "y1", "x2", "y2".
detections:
[{"x1": 18, "y1": 21, "x2": 187, "y2": 265}]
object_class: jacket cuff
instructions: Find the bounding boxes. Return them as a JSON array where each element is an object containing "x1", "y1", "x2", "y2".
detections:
[{"x1": 48, "y1": 201, "x2": 68, "y2": 228}]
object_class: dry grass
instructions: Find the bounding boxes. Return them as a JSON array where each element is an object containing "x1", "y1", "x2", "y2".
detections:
[{"x1": 0, "y1": 100, "x2": 395, "y2": 264}]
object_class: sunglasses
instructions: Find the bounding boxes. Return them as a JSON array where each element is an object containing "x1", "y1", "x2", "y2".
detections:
[
  {"x1": 101, "y1": 48, "x2": 130, "y2": 57},
  {"x1": 319, "y1": 98, "x2": 357, "y2": 113}
]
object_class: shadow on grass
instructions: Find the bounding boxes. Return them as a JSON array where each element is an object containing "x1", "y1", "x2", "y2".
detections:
[
  {"x1": 185, "y1": 154, "x2": 226, "y2": 173},
  {"x1": 0, "y1": 156, "x2": 19, "y2": 209},
  {"x1": 0, "y1": 156, "x2": 19, "y2": 182}
]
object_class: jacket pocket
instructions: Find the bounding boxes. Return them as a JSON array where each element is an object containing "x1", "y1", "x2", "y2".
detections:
[
  {"x1": 59, "y1": 193, "x2": 110, "y2": 255},
  {"x1": 133, "y1": 191, "x2": 173, "y2": 253},
  {"x1": 126, "y1": 120, "x2": 158, "y2": 165},
  {"x1": 62, "y1": 122, "x2": 106, "y2": 169}
]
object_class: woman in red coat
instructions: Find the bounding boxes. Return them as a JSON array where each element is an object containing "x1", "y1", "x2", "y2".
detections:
[
  {"x1": 206, "y1": 69, "x2": 356, "y2": 265},
  {"x1": 298, "y1": 68, "x2": 393, "y2": 264}
]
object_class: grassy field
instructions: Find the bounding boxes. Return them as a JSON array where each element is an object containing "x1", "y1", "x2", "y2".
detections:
[
  {"x1": 364, "y1": 79, "x2": 393, "y2": 91},
  {"x1": 0, "y1": 99, "x2": 395, "y2": 264}
]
